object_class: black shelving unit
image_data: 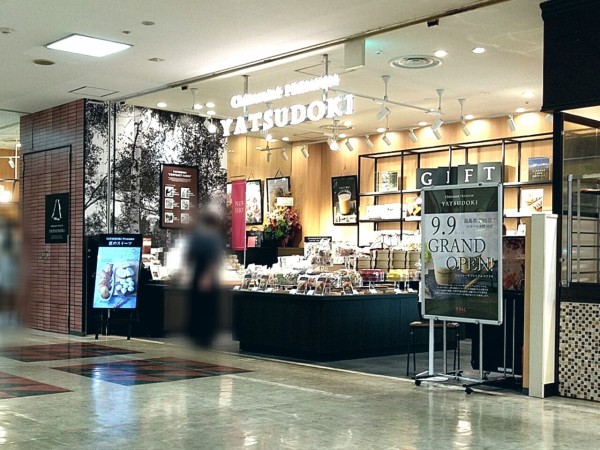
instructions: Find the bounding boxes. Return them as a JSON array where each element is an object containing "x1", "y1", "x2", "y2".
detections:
[{"x1": 357, "y1": 133, "x2": 554, "y2": 246}]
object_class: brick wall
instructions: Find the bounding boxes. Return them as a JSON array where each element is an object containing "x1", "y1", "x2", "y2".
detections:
[{"x1": 20, "y1": 100, "x2": 85, "y2": 334}]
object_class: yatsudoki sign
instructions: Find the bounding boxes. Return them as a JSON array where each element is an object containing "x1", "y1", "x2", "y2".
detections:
[
  {"x1": 421, "y1": 183, "x2": 503, "y2": 325},
  {"x1": 221, "y1": 74, "x2": 354, "y2": 137}
]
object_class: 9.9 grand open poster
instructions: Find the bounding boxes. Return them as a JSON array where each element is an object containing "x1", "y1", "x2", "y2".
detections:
[{"x1": 421, "y1": 184, "x2": 503, "y2": 324}]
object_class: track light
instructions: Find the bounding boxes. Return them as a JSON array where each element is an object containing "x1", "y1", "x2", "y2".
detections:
[
  {"x1": 345, "y1": 140, "x2": 355, "y2": 152},
  {"x1": 204, "y1": 118, "x2": 217, "y2": 134},
  {"x1": 508, "y1": 115, "x2": 516, "y2": 132},
  {"x1": 431, "y1": 116, "x2": 443, "y2": 132},
  {"x1": 328, "y1": 138, "x2": 339, "y2": 151},
  {"x1": 7, "y1": 158, "x2": 15, "y2": 169},
  {"x1": 300, "y1": 146, "x2": 309, "y2": 158},
  {"x1": 408, "y1": 128, "x2": 418, "y2": 144},
  {"x1": 376, "y1": 105, "x2": 390, "y2": 121},
  {"x1": 382, "y1": 134, "x2": 392, "y2": 146},
  {"x1": 365, "y1": 135, "x2": 374, "y2": 149},
  {"x1": 432, "y1": 128, "x2": 442, "y2": 140},
  {"x1": 281, "y1": 149, "x2": 289, "y2": 161},
  {"x1": 266, "y1": 150, "x2": 272, "y2": 163},
  {"x1": 461, "y1": 121, "x2": 471, "y2": 137}
]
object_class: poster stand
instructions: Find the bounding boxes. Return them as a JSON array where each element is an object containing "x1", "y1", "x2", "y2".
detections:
[{"x1": 94, "y1": 309, "x2": 136, "y2": 340}]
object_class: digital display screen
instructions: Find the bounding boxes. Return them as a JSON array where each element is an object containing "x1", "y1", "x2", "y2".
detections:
[{"x1": 92, "y1": 235, "x2": 142, "y2": 309}]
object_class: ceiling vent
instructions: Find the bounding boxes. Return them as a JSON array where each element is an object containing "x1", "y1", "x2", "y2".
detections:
[
  {"x1": 69, "y1": 86, "x2": 119, "y2": 98},
  {"x1": 319, "y1": 123, "x2": 354, "y2": 131},
  {"x1": 389, "y1": 55, "x2": 442, "y2": 70}
]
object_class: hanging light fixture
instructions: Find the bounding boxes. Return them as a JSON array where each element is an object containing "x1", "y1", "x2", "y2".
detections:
[
  {"x1": 508, "y1": 115, "x2": 516, "y2": 132},
  {"x1": 429, "y1": 88, "x2": 444, "y2": 140},
  {"x1": 281, "y1": 149, "x2": 289, "y2": 161},
  {"x1": 408, "y1": 128, "x2": 418, "y2": 144},
  {"x1": 382, "y1": 134, "x2": 392, "y2": 146},
  {"x1": 345, "y1": 139, "x2": 355, "y2": 152},
  {"x1": 365, "y1": 135, "x2": 375, "y2": 149},
  {"x1": 266, "y1": 150, "x2": 272, "y2": 163},
  {"x1": 431, "y1": 116, "x2": 443, "y2": 132},
  {"x1": 204, "y1": 118, "x2": 217, "y2": 134},
  {"x1": 8, "y1": 158, "x2": 15, "y2": 169},
  {"x1": 328, "y1": 138, "x2": 339, "y2": 151},
  {"x1": 458, "y1": 98, "x2": 471, "y2": 137},
  {"x1": 300, "y1": 146, "x2": 309, "y2": 158},
  {"x1": 376, "y1": 75, "x2": 391, "y2": 121}
]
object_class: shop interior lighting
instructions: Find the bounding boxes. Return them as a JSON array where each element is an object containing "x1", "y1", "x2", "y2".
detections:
[
  {"x1": 281, "y1": 137, "x2": 290, "y2": 142},
  {"x1": 8, "y1": 158, "x2": 15, "y2": 169},
  {"x1": 434, "y1": 50, "x2": 448, "y2": 58},
  {"x1": 157, "y1": 102, "x2": 167, "y2": 108},
  {"x1": 281, "y1": 149, "x2": 289, "y2": 161},
  {"x1": 472, "y1": 47, "x2": 486, "y2": 54},
  {"x1": 418, "y1": 121, "x2": 428, "y2": 127},
  {"x1": 458, "y1": 98, "x2": 470, "y2": 137},
  {"x1": 345, "y1": 140, "x2": 355, "y2": 152},
  {"x1": 266, "y1": 150, "x2": 272, "y2": 163},
  {"x1": 205, "y1": 102, "x2": 215, "y2": 108},
  {"x1": 431, "y1": 116, "x2": 443, "y2": 132},
  {"x1": 376, "y1": 127, "x2": 386, "y2": 133},
  {"x1": 432, "y1": 128, "x2": 442, "y2": 140},
  {"x1": 376, "y1": 75, "x2": 391, "y2": 121},
  {"x1": 364, "y1": 135, "x2": 375, "y2": 149},
  {"x1": 382, "y1": 134, "x2": 392, "y2": 146},
  {"x1": 328, "y1": 138, "x2": 340, "y2": 151},
  {"x1": 376, "y1": 105, "x2": 390, "y2": 121},
  {"x1": 342, "y1": 120, "x2": 352, "y2": 127},
  {"x1": 0, "y1": 187, "x2": 11, "y2": 204},
  {"x1": 522, "y1": 91, "x2": 535, "y2": 99},
  {"x1": 265, "y1": 134, "x2": 273, "y2": 142},
  {"x1": 464, "y1": 114, "x2": 474, "y2": 120},
  {"x1": 408, "y1": 128, "x2": 418, "y2": 143},
  {"x1": 46, "y1": 34, "x2": 131, "y2": 57},
  {"x1": 206, "y1": 110, "x2": 216, "y2": 116},
  {"x1": 338, "y1": 133, "x2": 347, "y2": 139},
  {"x1": 507, "y1": 115, "x2": 516, "y2": 132},
  {"x1": 204, "y1": 118, "x2": 217, "y2": 134},
  {"x1": 300, "y1": 146, "x2": 309, "y2": 158},
  {"x1": 515, "y1": 107, "x2": 526, "y2": 113}
]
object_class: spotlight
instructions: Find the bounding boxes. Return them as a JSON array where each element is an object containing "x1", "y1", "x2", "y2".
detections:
[
  {"x1": 472, "y1": 47, "x2": 486, "y2": 54},
  {"x1": 328, "y1": 138, "x2": 339, "y2": 151},
  {"x1": 515, "y1": 107, "x2": 526, "y2": 113},
  {"x1": 431, "y1": 116, "x2": 443, "y2": 132},
  {"x1": 205, "y1": 102, "x2": 215, "y2": 108},
  {"x1": 8, "y1": 158, "x2": 15, "y2": 169},
  {"x1": 266, "y1": 150, "x2": 272, "y2": 163},
  {"x1": 281, "y1": 149, "x2": 289, "y2": 161},
  {"x1": 434, "y1": 50, "x2": 448, "y2": 58},
  {"x1": 204, "y1": 118, "x2": 217, "y2": 133},
  {"x1": 376, "y1": 127, "x2": 386, "y2": 133},
  {"x1": 300, "y1": 146, "x2": 309, "y2": 158},
  {"x1": 545, "y1": 113, "x2": 553, "y2": 123},
  {"x1": 265, "y1": 134, "x2": 273, "y2": 142},
  {"x1": 464, "y1": 114, "x2": 474, "y2": 120},
  {"x1": 345, "y1": 140, "x2": 355, "y2": 152},
  {"x1": 508, "y1": 115, "x2": 516, "y2": 132},
  {"x1": 432, "y1": 128, "x2": 442, "y2": 140},
  {"x1": 365, "y1": 135, "x2": 375, "y2": 149},
  {"x1": 193, "y1": 103, "x2": 203, "y2": 110},
  {"x1": 461, "y1": 121, "x2": 471, "y2": 137},
  {"x1": 382, "y1": 134, "x2": 392, "y2": 146},
  {"x1": 408, "y1": 128, "x2": 418, "y2": 143},
  {"x1": 376, "y1": 105, "x2": 390, "y2": 121}
]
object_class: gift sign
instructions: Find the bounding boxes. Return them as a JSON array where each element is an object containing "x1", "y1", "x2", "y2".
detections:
[{"x1": 231, "y1": 180, "x2": 246, "y2": 251}]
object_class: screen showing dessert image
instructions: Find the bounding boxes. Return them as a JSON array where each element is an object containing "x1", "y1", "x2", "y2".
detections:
[
  {"x1": 93, "y1": 244, "x2": 141, "y2": 309},
  {"x1": 332, "y1": 176, "x2": 358, "y2": 225}
]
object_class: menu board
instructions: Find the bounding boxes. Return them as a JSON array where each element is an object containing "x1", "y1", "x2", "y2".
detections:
[
  {"x1": 160, "y1": 164, "x2": 199, "y2": 229},
  {"x1": 93, "y1": 234, "x2": 142, "y2": 309},
  {"x1": 421, "y1": 184, "x2": 503, "y2": 325}
]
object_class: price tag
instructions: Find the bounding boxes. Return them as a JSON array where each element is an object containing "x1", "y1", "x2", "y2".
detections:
[
  {"x1": 352, "y1": 289, "x2": 359, "y2": 295},
  {"x1": 369, "y1": 288, "x2": 378, "y2": 294},
  {"x1": 265, "y1": 288, "x2": 274, "y2": 293},
  {"x1": 307, "y1": 290, "x2": 315, "y2": 296},
  {"x1": 251, "y1": 287, "x2": 259, "y2": 292},
  {"x1": 289, "y1": 289, "x2": 297, "y2": 295}
]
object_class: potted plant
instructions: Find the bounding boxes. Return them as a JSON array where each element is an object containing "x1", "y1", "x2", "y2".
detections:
[{"x1": 263, "y1": 206, "x2": 302, "y2": 247}]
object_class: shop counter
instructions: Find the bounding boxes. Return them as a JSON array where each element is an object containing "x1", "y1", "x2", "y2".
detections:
[{"x1": 232, "y1": 291, "x2": 425, "y2": 361}]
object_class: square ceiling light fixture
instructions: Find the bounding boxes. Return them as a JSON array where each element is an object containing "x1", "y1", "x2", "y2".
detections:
[{"x1": 46, "y1": 34, "x2": 131, "y2": 57}]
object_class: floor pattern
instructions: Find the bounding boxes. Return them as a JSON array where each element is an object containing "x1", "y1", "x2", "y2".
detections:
[
  {"x1": 0, "y1": 342, "x2": 141, "y2": 362},
  {"x1": 0, "y1": 371, "x2": 71, "y2": 399},
  {"x1": 53, "y1": 357, "x2": 251, "y2": 386}
]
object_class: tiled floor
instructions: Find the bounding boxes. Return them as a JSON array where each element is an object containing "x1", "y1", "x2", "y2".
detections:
[
  {"x1": 0, "y1": 371, "x2": 70, "y2": 399},
  {"x1": 53, "y1": 357, "x2": 250, "y2": 386},
  {"x1": 0, "y1": 327, "x2": 598, "y2": 449},
  {"x1": 0, "y1": 342, "x2": 140, "y2": 362}
]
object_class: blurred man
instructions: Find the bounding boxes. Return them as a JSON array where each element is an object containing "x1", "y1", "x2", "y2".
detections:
[{"x1": 185, "y1": 206, "x2": 223, "y2": 346}]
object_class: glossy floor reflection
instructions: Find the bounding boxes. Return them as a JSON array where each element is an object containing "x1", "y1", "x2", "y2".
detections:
[
  {"x1": 0, "y1": 327, "x2": 599, "y2": 449},
  {"x1": 0, "y1": 342, "x2": 140, "y2": 362}
]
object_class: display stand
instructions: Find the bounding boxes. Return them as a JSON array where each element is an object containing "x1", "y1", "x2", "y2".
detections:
[{"x1": 94, "y1": 309, "x2": 136, "y2": 340}]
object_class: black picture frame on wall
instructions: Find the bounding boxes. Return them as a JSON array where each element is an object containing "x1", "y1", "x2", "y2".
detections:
[
  {"x1": 266, "y1": 176, "x2": 291, "y2": 212},
  {"x1": 331, "y1": 175, "x2": 358, "y2": 225},
  {"x1": 245, "y1": 179, "x2": 263, "y2": 225}
]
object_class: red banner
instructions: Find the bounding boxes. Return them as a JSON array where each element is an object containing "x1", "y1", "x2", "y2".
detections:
[{"x1": 231, "y1": 180, "x2": 246, "y2": 250}]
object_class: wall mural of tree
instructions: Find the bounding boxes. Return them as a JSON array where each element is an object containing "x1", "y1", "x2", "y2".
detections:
[{"x1": 84, "y1": 102, "x2": 227, "y2": 248}]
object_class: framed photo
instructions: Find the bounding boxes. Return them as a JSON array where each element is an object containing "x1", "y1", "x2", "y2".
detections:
[
  {"x1": 331, "y1": 175, "x2": 358, "y2": 225},
  {"x1": 266, "y1": 176, "x2": 291, "y2": 212},
  {"x1": 245, "y1": 179, "x2": 263, "y2": 225}
]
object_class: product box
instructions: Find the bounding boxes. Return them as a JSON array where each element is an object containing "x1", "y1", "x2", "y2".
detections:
[
  {"x1": 528, "y1": 157, "x2": 550, "y2": 181},
  {"x1": 520, "y1": 188, "x2": 544, "y2": 213}
]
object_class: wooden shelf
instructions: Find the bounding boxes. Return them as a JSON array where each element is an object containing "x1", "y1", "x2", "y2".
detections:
[
  {"x1": 359, "y1": 189, "x2": 421, "y2": 197},
  {"x1": 359, "y1": 217, "x2": 421, "y2": 223},
  {"x1": 503, "y1": 180, "x2": 552, "y2": 188}
]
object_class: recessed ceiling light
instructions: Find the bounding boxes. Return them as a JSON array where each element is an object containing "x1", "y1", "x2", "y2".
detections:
[
  {"x1": 141, "y1": 21, "x2": 156, "y2": 26},
  {"x1": 434, "y1": 50, "x2": 448, "y2": 58},
  {"x1": 522, "y1": 91, "x2": 535, "y2": 99},
  {"x1": 418, "y1": 121, "x2": 428, "y2": 126},
  {"x1": 193, "y1": 103, "x2": 203, "y2": 110},
  {"x1": 206, "y1": 110, "x2": 216, "y2": 116},
  {"x1": 338, "y1": 133, "x2": 347, "y2": 139},
  {"x1": 282, "y1": 137, "x2": 290, "y2": 142},
  {"x1": 515, "y1": 107, "x2": 526, "y2": 113},
  {"x1": 343, "y1": 120, "x2": 351, "y2": 127},
  {"x1": 46, "y1": 34, "x2": 131, "y2": 57},
  {"x1": 472, "y1": 47, "x2": 486, "y2": 54},
  {"x1": 205, "y1": 102, "x2": 215, "y2": 108},
  {"x1": 465, "y1": 114, "x2": 474, "y2": 120},
  {"x1": 156, "y1": 102, "x2": 167, "y2": 108},
  {"x1": 376, "y1": 127, "x2": 386, "y2": 133},
  {"x1": 33, "y1": 59, "x2": 55, "y2": 66},
  {"x1": 480, "y1": 91, "x2": 490, "y2": 95}
]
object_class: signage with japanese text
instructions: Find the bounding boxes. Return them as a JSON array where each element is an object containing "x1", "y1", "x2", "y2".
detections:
[
  {"x1": 160, "y1": 164, "x2": 199, "y2": 229},
  {"x1": 231, "y1": 180, "x2": 246, "y2": 251},
  {"x1": 45, "y1": 193, "x2": 70, "y2": 244}
]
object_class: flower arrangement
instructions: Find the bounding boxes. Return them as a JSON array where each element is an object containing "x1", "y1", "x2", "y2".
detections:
[{"x1": 263, "y1": 206, "x2": 302, "y2": 246}]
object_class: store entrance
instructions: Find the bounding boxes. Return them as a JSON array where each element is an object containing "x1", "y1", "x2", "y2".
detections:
[{"x1": 22, "y1": 147, "x2": 74, "y2": 333}]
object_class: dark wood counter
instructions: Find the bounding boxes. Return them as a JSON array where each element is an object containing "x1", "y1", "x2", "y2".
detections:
[{"x1": 232, "y1": 291, "x2": 426, "y2": 361}]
